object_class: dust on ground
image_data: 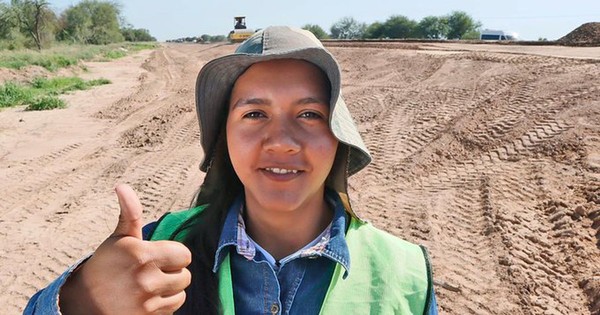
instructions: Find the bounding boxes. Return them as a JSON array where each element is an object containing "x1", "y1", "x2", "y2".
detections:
[{"x1": 1, "y1": 41, "x2": 599, "y2": 314}]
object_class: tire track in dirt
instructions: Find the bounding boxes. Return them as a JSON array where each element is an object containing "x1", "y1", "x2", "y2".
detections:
[
  {"x1": 4, "y1": 42, "x2": 600, "y2": 314},
  {"x1": 338, "y1": 43, "x2": 599, "y2": 314},
  {"x1": 0, "y1": 44, "x2": 228, "y2": 313},
  {"x1": 340, "y1": 49, "x2": 521, "y2": 313}
]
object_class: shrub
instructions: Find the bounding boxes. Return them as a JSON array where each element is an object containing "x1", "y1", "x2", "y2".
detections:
[
  {"x1": 0, "y1": 82, "x2": 33, "y2": 107},
  {"x1": 31, "y1": 76, "x2": 110, "y2": 93},
  {"x1": 88, "y1": 78, "x2": 110, "y2": 85},
  {"x1": 0, "y1": 76, "x2": 110, "y2": 110},
  {"x1": 103, "y1": 49, "x2": 127, "y2": 59},
  {"x1": 26, "y1": 96, "x2": 66, "y2": 110},
  {"x1": 128, "y1": 42, "x2": 158, "y2": 51}
]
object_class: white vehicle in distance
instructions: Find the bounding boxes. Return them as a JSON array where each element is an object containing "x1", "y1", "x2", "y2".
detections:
[{"x1": 480, "y1": 29, "x2": 519, "y2": 40}]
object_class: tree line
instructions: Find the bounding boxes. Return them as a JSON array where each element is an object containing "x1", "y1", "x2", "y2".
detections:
[
  {"x1": 303, "y1": 11, "x2": 482, "y2": 40},
  {"x1": 0, "y1": 0, "x2": 155, "y2": 50}
]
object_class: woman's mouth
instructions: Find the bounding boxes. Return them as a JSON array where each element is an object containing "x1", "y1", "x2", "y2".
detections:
[{"x1": 264, "y1": 167, "x2": 299, "y2": 174}]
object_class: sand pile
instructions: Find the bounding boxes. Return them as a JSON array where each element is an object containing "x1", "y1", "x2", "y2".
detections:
[{"x1": 558, "y1": 22, "x2": 600, "y2": 46}]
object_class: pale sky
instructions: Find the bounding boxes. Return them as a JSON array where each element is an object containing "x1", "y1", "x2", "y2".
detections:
[{"x1": 49, "y1": 0, "x2": 600, "y2": 41}]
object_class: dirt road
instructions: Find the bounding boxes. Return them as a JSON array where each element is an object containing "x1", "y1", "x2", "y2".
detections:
[{"x1": 1, "y1": 42, "x2": 599, "y2": 314}]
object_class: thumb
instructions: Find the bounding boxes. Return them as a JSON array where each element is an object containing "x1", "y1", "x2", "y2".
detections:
[{"x1": 112, "y1": 184, "x2": 144, "y2": 239}]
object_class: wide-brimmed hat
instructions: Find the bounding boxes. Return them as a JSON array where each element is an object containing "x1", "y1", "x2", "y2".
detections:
[{"x1": 196, "y1": 26, "x2": 371, "y2": 176}]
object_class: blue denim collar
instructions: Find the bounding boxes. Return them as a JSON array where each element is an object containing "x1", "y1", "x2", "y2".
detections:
[{"x1": 213, "y1": 189, "x2": 351, "y2": 277}]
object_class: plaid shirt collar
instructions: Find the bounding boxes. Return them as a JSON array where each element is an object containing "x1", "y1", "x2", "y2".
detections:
[{"x1": 213, "y1": 189, "x2": 351, "y2": 276}]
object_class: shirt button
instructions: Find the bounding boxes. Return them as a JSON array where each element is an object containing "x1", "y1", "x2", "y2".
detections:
[{"x1": 270, "y1": 303, "x2": 280, "y2": 314}]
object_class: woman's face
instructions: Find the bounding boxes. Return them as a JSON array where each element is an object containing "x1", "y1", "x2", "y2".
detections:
[{"x1": 226, "y1": 59, "x2": 338, "y2": 213}]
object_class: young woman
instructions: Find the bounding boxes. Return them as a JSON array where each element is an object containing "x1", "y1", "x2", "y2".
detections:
[{"x1": 25, "y1": 26, "x2": 438, "y2": 314}]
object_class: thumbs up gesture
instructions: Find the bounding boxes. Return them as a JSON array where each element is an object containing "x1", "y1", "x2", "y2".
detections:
[{"x1": 59, "y1": 184, "x2": 192, "y2": 315}]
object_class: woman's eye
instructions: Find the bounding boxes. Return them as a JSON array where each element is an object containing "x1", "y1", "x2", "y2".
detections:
[
  {"x1": 243, "y1": 111, "x2": 265, "y2": 119},
  {"x1": 299, "y1": 111, "x2": 323, "y2": 119}
]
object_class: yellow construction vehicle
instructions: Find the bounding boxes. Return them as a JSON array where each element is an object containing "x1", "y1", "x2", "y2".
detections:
[{"x1": 228, "y1": 16, "x2": 255, "y2": 43}]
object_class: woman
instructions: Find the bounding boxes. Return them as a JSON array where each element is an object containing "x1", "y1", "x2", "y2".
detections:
[{"x1": 25, "y1": 26, "x2": 438, "y2": 314}]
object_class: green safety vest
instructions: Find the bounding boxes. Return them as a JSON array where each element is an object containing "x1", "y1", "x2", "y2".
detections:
[{"x1": 150, "y1": 205, "x2": 433, "y2": 314}]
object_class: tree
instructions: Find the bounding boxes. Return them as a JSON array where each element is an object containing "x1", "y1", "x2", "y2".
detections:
[
  {"x1": 121, "y1": 25, "x2": 155, "y2": 42},
  {"x1": 446, "y1": 11, "x2": 481, "y2": 39},
  {"x1": 198, "y1": 34, "x2": 226, "y2": 43},
  {"x1": 59, "y1": 0, "x2": 123, "y2": 44},
  {"x1": 0, "y1": 3, "x2": 15, "y2": 39},
  {"x1": 9, "y1": 0, "x2": 57, "y2": 50},
  {"x1": 417, "y1": 16, "x2": 449, "y2": 39},
  {"x1": 363, "y1": 21, "x2": 385, "y2": 39},
  {"x1": 302, "y1": 24, "x2": 328, "y2": 39},
  {"x1": 382, "y1": 15, "x2": 417, "y2": 39},
  {"x1": 461, "y1": 30, "x2": 480, "y2": 40},
  {"x1": 330, "y1": 17, "x2": 366, "y2": 39}
]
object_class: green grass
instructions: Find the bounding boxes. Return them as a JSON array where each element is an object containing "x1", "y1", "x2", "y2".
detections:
[
  {"x1": 30, "y1": 76, "x2": 110, "y2": 94},
  {"x1": 0, "y1": 82, "x2": 34, "y2": 107},
  {"x1": 0, "y1": 50, "x2": 87, "y2": 71},
  {"x1": 128, "y1": 42, "x2": 159, "y2": 51},
  {"x1": 26, "y1": 96, "x2": 66, "y2": 111},
  {"x1": 0, "y1": 76, "x2": 111, "y2": 110},
  {"x1": 103, "y1": 49, "x2": 128, "y2": 59},
  {"x1": 0, "y1": 42, "x2": 159, "y2": 71}
]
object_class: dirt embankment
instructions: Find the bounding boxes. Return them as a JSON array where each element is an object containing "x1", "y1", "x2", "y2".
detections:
[
  {"x1": 1, "y1": 42, "x2": 599, "y2": 314},
  {"x1": 559, "y1": 22, "x2": 600, "y2": 46}
]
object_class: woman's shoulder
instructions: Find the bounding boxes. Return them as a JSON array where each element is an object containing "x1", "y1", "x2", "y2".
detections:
[{"x1": 347, "y1": 218, "x2": 424, "y2": 254}]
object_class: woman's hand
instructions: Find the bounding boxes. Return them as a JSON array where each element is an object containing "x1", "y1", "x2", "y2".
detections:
[{"x1": 59, "y1": 184, "x2": 192, "y2": 315}]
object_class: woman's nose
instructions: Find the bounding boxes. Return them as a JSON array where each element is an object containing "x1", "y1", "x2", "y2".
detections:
[{"x1": 262, "y1": 118, "x2": 301, "y2": 154}]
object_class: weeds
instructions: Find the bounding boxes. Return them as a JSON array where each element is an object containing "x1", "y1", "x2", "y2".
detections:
[
  {"x1": 26, "y1": 96, "x2": 66, "y2": 111},
  {"x1": 0, "y1": 76, "x2": 111, "y2": 110},
  {"x1": 103, "y1": 49, "x2": 127, "y2": 59},
  {"x1": 0, "y1": 42, "x2": 158, "y2": 71},
  {"x1": 0, "y1": 82, "x2": 33, "y2": 107}
]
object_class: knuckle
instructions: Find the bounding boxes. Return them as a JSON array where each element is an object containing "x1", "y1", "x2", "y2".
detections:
[
  {"x1": 175, "y1": 244, "x2": 191, "y2": 261},
  {"x1": 115, "y1": 239, "x2": 149, "y2": 266},
  {"x1": 182, "y1": 268, "x2": 192, "y2": 287},
  {"x1": 141, "y1": 299, "x2": 156, "y2": 314},
  {"x1": 175, "y1": 290, "x2": 187, "y2": 309},
  {"x1": 135, "y1": 274, "x2": 157, "y2": 295},
  {"x1": 165, "y1": 291, "x2": 187, "y2": 313}
]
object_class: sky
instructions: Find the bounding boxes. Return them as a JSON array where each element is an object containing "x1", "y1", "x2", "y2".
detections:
[{"x1": 49, "y1": 0, "x2": 600, "y2": 41}]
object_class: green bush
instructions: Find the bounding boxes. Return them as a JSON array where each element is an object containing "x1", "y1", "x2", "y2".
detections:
[
  {"x1": 103, "y1": 49, "x2": 127, "y2": 59},
  {"x1": 128, "y1": 42, "x2": 158, "y2": 51},
  {"x1": 26, "y1": 96, "x2": 66, "y2": 111},
  {"x1": 0, "y1": 50, "x2": 78, "y2": 71},
  {"x1": 88, "y1": 78, "x2": 111, "y2": 85},
  {"x1": 0, "y1": 76, "x2": 110, "y2": 110},
  {"x1": 31, "y1": 76, "x2": 110, "y2": 93},
  {"x1": 0, "y1": 43, "x2": 157, "y2": 71},
  {"x1": 0, "y1": 82, "x2": 33, "y2": 107}
]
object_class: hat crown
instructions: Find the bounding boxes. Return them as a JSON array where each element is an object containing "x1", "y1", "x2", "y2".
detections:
[{"x1": 236, "y1": 26, "x2": 324, "y2": 55}]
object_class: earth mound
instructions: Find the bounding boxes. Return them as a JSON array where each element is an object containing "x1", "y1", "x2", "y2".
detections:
[{"x1": 558, "y1": 22, "x2": 600, "y2": 46}]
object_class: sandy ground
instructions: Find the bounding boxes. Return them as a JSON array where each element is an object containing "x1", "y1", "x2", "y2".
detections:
[{"x1": 1, "y1": 42, "x2": 599, "y2": 314}]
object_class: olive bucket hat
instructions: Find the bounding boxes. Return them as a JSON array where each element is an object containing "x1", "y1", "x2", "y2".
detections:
[{"x1": 195, "y1": 26, "x2": 371, "y2": 214}]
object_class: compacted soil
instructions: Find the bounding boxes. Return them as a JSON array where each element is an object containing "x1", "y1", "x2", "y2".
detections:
[{"x1": 1, "y1": 42, "x2": 599, "y2": 314}]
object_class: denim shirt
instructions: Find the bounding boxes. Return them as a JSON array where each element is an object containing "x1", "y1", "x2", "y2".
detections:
[
  {"x1": 213, "y1": 192, "x2": 350, "y2": 315},
  {"x1": 24, "y1": 192, "x2": 439, "y2": 314}
]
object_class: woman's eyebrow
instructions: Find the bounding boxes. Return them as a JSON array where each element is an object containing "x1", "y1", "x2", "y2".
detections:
[
  {"x1": 232, "y1": 98, "x2": 270, "y2": 109},
  {"x1": 296, "y1": 97, "x2": 328, "y2": 105},
  {"x1": 232, "y1": 97, "x2": 328, "y2": 109}
]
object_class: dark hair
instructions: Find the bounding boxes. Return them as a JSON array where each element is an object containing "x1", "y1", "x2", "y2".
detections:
[
  {"x1": 175, "y1": 63, "x2": 339, "y2": 313},
  {"x1": 175, "y1": 126, "x2": 242, "y2": 314}
]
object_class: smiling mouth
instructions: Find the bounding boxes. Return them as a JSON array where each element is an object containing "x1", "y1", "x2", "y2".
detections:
[{"x1": 264, "y1": 167, "x2": 300, "y2": 174}]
